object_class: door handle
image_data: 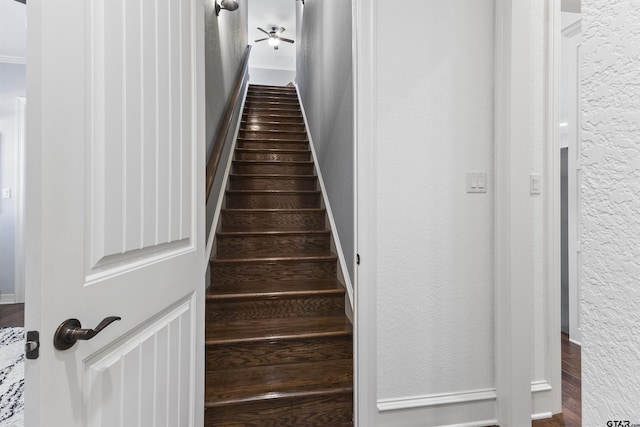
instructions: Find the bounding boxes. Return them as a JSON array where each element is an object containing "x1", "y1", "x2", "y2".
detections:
[{"x1": 54, "y1": 316, "x2": 121, "y2": 350}]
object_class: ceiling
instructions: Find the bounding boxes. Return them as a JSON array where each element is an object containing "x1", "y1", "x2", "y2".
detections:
[{"x1": 248, "y1": 0, "x2": 298, "y2": 72}]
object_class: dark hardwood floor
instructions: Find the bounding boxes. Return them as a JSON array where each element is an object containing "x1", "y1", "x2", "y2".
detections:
[
  {"x1": 0, "y1": 303, "x2": 24, "y2": 327},
  {"x1": 532, "y1": 333, "x2": 581, "y2": 427}
]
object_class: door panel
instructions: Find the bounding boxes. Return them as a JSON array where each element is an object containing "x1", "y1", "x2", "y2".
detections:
[
  {"x1": 25, "y1": 0, "x2": 205, "y2": 425},
  {"x1": 84, "y1": 296, "x2": 194, "y2": 427}
]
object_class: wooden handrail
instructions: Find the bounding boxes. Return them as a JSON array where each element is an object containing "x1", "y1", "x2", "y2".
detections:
[{"x1": 206, "y1": 45, "x2": 251, "y2": 203}]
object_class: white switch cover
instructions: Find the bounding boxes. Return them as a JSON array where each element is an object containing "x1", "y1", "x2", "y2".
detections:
[
  {"x1": 1, "y1": 188, "x2": 11, "y2": 199},
  {"x1": 530, "y1": 174, "x2": 541, "y2": 195},
  {"x1": 467, "y1": 173, "x2": 487, "y2": 193}
]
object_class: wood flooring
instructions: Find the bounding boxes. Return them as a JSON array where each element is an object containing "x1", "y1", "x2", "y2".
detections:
[
  {"x1": 0, "y1": 303, "x2": 24, "y2": 327},
  {"x1": 531, "y1": 333, "x2": 581, "y2": 427}
]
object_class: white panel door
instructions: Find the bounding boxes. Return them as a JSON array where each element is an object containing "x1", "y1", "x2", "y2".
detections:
[{"x1": 24, "y1": 0, "x2": 205, "y2": 426}]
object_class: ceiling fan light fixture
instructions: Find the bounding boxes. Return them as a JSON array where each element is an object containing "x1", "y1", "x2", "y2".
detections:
[
  {"x1": 216, "y1": 0, "x2": 239, "y2": 16},
  {"x1": 268, "y1": 38, "x2": 280, "y2": 47}
]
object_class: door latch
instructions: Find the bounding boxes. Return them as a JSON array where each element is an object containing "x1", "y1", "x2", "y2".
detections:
[{"x1": 25, "y1": 330, "x2": 40, "y2": 360}]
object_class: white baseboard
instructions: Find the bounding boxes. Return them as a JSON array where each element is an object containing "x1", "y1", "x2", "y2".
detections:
[
  {"x1": 376, "y1": 389, "x2": 497, "y2": 427},
  {"x1": 374, "y1": 381, "x2": 556, "y2": 426},
  {"x1": 294, "y1": 84, "x2": 354, "y2": 309},
  {"x1": 531, "y1": 380, "x2": 555, "y2": 421},
  {"x1": 0, "y1": 294, "x2": 17, "y2": 304}
]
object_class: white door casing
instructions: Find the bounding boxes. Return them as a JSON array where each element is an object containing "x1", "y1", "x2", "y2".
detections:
[
  {"x1": 562, "y1": 18, "x2": 582, "y2": 345},
  {"x1": 24, "y1": 0, "x2": 205, "y2": 425}
]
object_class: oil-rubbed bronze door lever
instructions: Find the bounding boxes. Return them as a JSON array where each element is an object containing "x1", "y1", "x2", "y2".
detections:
[{"x1": 53, "y1": 317, "x2": 121, "y2": 350}]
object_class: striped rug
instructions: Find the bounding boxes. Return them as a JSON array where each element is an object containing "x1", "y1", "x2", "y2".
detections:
[{"x1": 0, "y1": 327, "x2": 24, "y2": 426}]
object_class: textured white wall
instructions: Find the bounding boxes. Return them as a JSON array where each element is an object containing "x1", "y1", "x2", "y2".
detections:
[
  {"x1": 296, "y1": 0, "x2": 354, "y2": 281},
  {"x1": 375, "y1": 0, "x2": 496, "y2": 399},
  {"x1": 582, "y1": 0, "x2": 640, "y2": 422}
]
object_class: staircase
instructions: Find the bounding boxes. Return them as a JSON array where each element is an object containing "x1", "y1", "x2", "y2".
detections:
[{"x1": 205, "y1": 84, "x2": 354, "y2": 426}]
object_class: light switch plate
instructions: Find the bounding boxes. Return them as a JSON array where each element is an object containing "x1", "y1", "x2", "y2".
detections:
[
  {"x1": 530, "y1": 174, "x2": 541, "y2": 195},
  {"x1": 1, "y1": 188, "x2": 11, "y2": 199},
  {"x1": 467, "y1": 173, "x2": 487, "y2": 193}
]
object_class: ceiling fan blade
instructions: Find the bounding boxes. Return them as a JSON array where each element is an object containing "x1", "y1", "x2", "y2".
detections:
[
  {"x1": 254, "y1": 38, "x2": 268, "y2": 42},
  {"x1": 277, "y1": 27, "x2": 286, "y2": 35},
  {"x1": 279, "y1": 37, "x2": 295, "y2": 44},
  {"x1": 257, "y1": 27, "x2": 270, "y2": 36}
]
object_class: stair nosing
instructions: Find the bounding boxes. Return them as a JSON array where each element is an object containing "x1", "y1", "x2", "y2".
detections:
[
  {"x1": 217, "y1": 229, "x2": 330, "y2": 236},
  {"x1": 206, "y1": 330, "x2": 352, "y2": 346},
  {"x1": 204, "y1": 386, "x2": 353, "y2": 408},
  {"x1": 226, "y1": 189, "x2": 320, "y2": 194},
  {"x1": 222, "y1": 208, "x2": 325, "y2": 212},
  {"x1": 237, "y1": 138, "x2": 308, "y2": 143},
  {"x1": 234, "y1": 148, "x2": 311, "y2": 153},
  {"x1": 210, "y1": 254, "x2": 337, "y2": 264},
  {"x1": 230, "y1": 173, "x2": 316, "y2": 178},
  {"x1": 232, "y1": 160, "x2": 314, "y2": 165},
  {"x1": 207, "y1": 288, "x2": 345, "y2": 302}
]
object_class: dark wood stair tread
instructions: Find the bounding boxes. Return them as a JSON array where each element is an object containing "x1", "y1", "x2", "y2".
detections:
[
  {"x1": 217, "y1": 229, "x2": 330, "y2": 237},
  {"x1": 208, "y1": 278, "x2": 345, "y2": 297},
  {"x1": 206, "y1": 315, "x2": 352, "y2": 343},
  {"x1": 205, "y1": 358, "x2": 352, "y2": 405},
  {"x1": 234, "y1": 148, "x2": 310, "y2": 154},
  {"x1": 211, "y1": 253, "x2": 337, "y2": 264},
  {"x1": 233, "y1": 160, "x2": 313, "y2": 165}
]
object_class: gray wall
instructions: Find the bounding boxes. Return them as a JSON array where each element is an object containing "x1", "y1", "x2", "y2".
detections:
[
  {"x1": 296, "y1": 0, "x2": 354, "y2": 282},
  {"x1": 205, "y1": 0, "x2": 248, "y2": 158},
  {"x1": 0, "y1": 63, "x2": 26, "y2": 299}
]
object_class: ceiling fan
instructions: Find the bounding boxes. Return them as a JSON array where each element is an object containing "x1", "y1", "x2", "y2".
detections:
[{"x1": 255, "y1": 26, "x2": 295, "y2": 50}]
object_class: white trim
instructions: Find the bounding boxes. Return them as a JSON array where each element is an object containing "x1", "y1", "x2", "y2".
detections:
[
  {"x1": 294, "y1": 84, "x2": 354, "y2": 308},
  {"x1": 532, "y1": 380, "x2": 555, "y2": 421},
  {"x1": 377, "y1": 388, "x2": 497, "y2": 412},
  {"x1": 562, "y1": 20, "x2": 581, "y2": 38},
  {"x1": 532, "y1": 412, "x2": 554, "y2": 421},
  {"x1": 494, "y1": 0, "x2": 535, "y2": 424},
  {"x1": 0, "y1": 55, "x2": 26, "y2": 64},
  {"x1": 15, "y1": 97, "x2": 27, "y2": 304},
  {"x1": 569, "y1": 337, "x2": 581, "y2": 346},
  {"x1": 353, "y1": 0, "x2": 377, "y2": 425},
  {"x1": 545, "y1": 0, "x2": 563, "y2": 415},
  {"x1": 0, "y1": 294, "x2": 17, "y2": 304},
  {"x1": 205, "y1": 82, "x2": 250, "y2": 267},
  {"x1": 376, "y1": 391, "x2": 497, "y2": 427}
]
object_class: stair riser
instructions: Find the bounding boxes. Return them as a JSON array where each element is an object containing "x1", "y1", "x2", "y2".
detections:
[
  {"x1": 243, "y1": 114, "x2": 303, "y2": 124},
  {"x1": 217, "y1": 233, "x2": 330, "y2": 258},
  {"x1": 238, "y1": 130, "x2": 307, "y2": 141},
  {"x1": 246, "y1": 97, "x2": 299, "y2": 106},
  {"x1": 206, "y1": 335, "x2": 352, "y2": 371},
  {"x1": 237, "y1": 140, "x2": 309, "y2": 150},
  {"x1": 241, "y1": 122, "x2": 306, "y2": 132},
  {"x1": 206, "y1": 294, "x2": 344, "y2": 321},
  {"x1": 204, "y1": 393, "x2": 353, "y2": 427},
  {"x1": 244, "y1": 103, "x2": 301, "y2": 112},
  {"x1": 211, "y1": 259, "x2": 337, "y2": 284},
  {"x1": 229, "y1": 176, "x2": 317, "y2": 191},
  {"x1": 232, "y1": 162, "x2": 314, "y2": 175},
  {"x1": 234, "y1": 150, "x2": 311, "y2": 162},
  {"x1": 247, "y1": 90, "x2": 297, "y2": 98},
  {"x1": 225, "y1": 193, "x2": 321, "y2": 209},
  {"x1": 239, "y1": 130, "x2": 307, "y2": 141},
  {"x1": 221, "y1": 210, "x2": 326, "y2": 232}
]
